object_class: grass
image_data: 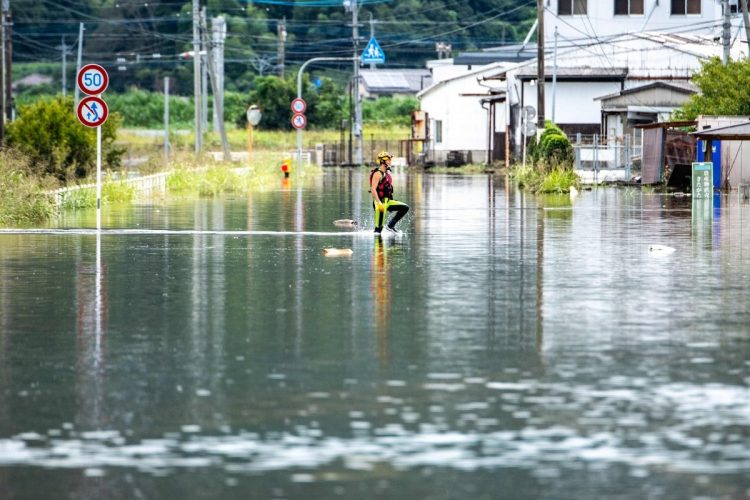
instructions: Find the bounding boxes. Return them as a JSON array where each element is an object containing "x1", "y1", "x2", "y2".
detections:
[
  {"x1": 117, "y1": 124, "x2": 409, "y2": 158},
  {"x1": 59, "y1": 177, "x2": 137, "y2": 210},
  {"x1": 0, "y1": 150, "x2": 57, "y2": 226},
  {"x1": 510, "y1": 163, "x2": 581, "y2": 194},
  {"x1": 426, "y1": 163, "x2": 500, "y2": 174},
  {"x1": 165, "y1": 150, "x2": 322, "y2": 197}
]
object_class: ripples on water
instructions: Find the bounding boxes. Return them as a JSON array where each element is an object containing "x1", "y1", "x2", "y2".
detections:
[{"x1": 0, "y1": 173, "x2": 749, "y2": 498}]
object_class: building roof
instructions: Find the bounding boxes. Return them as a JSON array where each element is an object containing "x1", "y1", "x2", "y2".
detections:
[
  {"x1": 453, "y1": 43, "x2": 537, "y2": 65},
  {"x1": 691, "y1": 121, "x2": 750, "y2": 140},
  {"x1": 595, "y1": 80, "x2": 698, "y2": 101},
  {"x1": 515, "y1": 66, "x2": 629, "y2": 81},
  {"x1": 360, "y1": 69, "x2": 432, "y2": 94},
  {"x1": 12, "y1": 73, "x2": 53, "y2": 88}
]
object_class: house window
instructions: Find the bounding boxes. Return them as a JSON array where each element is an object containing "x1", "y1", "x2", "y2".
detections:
[
  {"x1": 435, "y1": 120, "x2": 443, "y2": 144},
  {"x1": 558, "y1": 0, "x2": 587, "y2": 15},
  {"x1": 615, "y1": 0, "x2": 644, "y2": 15},
  {"x1": 671, "y1": 0, "x2": 701, "y2": 15}
]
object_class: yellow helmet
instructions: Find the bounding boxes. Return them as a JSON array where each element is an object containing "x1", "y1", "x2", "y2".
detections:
[{"x1": 377, "y1": 150, "x2": 393, "y2": 163}]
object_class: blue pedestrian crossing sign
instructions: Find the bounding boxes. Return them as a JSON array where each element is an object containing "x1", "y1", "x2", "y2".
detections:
[{"x1": 361, "y1": 37, "x2": 385, "y2": 64}]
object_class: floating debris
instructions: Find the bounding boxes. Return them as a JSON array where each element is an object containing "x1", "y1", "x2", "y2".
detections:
[
  {"x1": 323, "y1": 248, "x2": 353, "y2": 257},
  {"x1": 332, "y1": 219, "x2": 357, "y2": 227},
  {"x1": 648, "y1": 244, "x2": 675, "y2": 256}
]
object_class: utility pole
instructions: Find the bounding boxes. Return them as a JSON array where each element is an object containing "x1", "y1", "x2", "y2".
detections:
[
  {"x1": 551, "y1": 26, "x2": 558, "y2": 124},
  {"x1": 74, "y1": 23, "x2": 84, "y2": 106},
  {"x1": 57, "y1": 35, "x2": 71, "y2": 96},
  {"x1": 347, "y1": 0, "x2": 363, "y2": 166},
  {"x1": 2, "y1": 0, "x2": 10, "y2": 125},
  {"x1": 277, "y1": 17, "x2": 286, "y2": 78},
  {"x1": 164, "y1": 76, "x2": 170, "y2": 168},
  {"x1": 536, "y1": 0, "x2": 545, "y2": 130},
  {"x1": 0, "y1": 0, "x2": 7, "y2": 143},
  {"x1": 201, "y1": 8, "x2": 230, "y2": 161},
  {"x1": 722, "y1": 0, "x2": 731, "y2": 65},
  {"x1": 193, "y1": 0, "x2": 202, "y2": 153},
  {"x1": 741, "y1": 0, "x2": 750, "y2": 57},
  {"x1": 212, "y1": 15, "x2": 226, "y2": 134},
  {"x1": 368, "y1": 13, "x2": 375, "y2": 70}
]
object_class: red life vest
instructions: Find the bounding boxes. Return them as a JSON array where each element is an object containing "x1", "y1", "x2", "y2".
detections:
[{"x1": 370, "y1": 167, "x2": 393, "y2": 200}]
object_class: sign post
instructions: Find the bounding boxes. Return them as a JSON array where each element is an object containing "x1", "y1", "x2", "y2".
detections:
[
  {"x1": 692, "y1": 161, "x2": 714, "y2": 243},
  {"x1": 246, "y1": 105, "x2": 261, "y2": 163},
  {"x1": 692, "y1": 162, "x2": 713, "y2": 200},
  {"x1": 76, "y1": 64, "x2": 109, "y2": 231},
  {"x1": 291, "y1": 98, "x2": 307, "y2": 177}
]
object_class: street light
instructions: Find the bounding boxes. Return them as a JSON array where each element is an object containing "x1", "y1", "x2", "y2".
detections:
[{"x1": 246, "y1": 104, "x2": 261, "y2": 162}]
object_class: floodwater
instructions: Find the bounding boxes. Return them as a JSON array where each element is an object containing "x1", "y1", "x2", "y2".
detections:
[{"x1": 0, "y1": 169, "x2": 748, "y2": 499}]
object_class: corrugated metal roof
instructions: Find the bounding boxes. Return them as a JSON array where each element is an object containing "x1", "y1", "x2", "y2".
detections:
[
  {"x1": 360, "y1": 70, "x2": 432, "y2": 93},
  {"x1": 691, "y1": 121, "x2": 750, "y2": 140},
  {"x1": 596, "y1": 80, "x2": 698, "y2": 101},
  {"x1": 515, "y1": 66, "x2": 628, "y2": 80}
]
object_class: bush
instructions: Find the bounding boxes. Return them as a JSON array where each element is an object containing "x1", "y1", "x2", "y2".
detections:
[
  {"x1": 6, "y1": 95, "x2": 124, "y2": 182},
  {"x1": 528, "y1": 121, "x2": 573, "y2": 169},
  {"x1": 539, "y1": 132, "x2": 573, "y2": 165}
]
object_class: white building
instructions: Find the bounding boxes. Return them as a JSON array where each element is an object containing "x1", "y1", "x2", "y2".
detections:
[
  {"x1": 545, "y1": 0, "x2": 746, "y2": 41},
  {"x1": 416, "y1": 0, "x2": 749, "y2": 165},
  {"x1": 418, "y1": 29, "x2": 747, "y2": 165}
]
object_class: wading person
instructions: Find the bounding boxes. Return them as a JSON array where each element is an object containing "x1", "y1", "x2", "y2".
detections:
[{"x1": 370, "y1": 151, "x2": 409, "y2": 234}]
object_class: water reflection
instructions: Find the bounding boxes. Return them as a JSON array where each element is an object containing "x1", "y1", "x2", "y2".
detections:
[
  {"x1": 0, "y1": 176, "x2": 748, "y2": 498},
  {"x1": 371, "y1": 236, "x2": 393, "y2": 364}
]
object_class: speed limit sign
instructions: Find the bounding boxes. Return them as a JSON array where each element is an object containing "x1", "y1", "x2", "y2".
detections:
[
  {"x1": 291, "y1": 98, "x2": 307, "y2": 114},
  {"x1": 77, "y1": 64, "x2": 109, "y2": 95}
]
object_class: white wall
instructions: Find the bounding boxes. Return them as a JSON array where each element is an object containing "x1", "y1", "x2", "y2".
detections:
[
  {"x1": 519, "y1": 80, "x2": 622, "y2": 124},
  {"x1": 545, "y1": 0, "x2": 728, "y2": 41}
]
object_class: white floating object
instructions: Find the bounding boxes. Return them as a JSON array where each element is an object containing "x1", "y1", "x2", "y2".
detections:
[
  {"x1": 323, "y1": 248, "x2": 353, "y2": 257},
  {"x1": 333, "y1": 219, "x2": 357, "y2": 227},
  {"x1": 570, "y1": 186, "x2": 579, "y2": 198},
  {"x1": 648, "y1": 244, "x2": 675, "y2": 255}
]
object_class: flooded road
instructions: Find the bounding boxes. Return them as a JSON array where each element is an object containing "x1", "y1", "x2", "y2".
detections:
[{"x1": 0, "y1": 169, "x2": 748, "y2": 499}]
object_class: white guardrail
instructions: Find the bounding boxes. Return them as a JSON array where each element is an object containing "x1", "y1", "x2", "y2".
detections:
[{"x1": 47, "y1": 166, "x2": 252, "y2": 206}]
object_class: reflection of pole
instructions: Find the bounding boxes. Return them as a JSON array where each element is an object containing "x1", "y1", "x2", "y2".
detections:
[{"x1": 95, "y1": 227, "x2": 102, "y2": 355}]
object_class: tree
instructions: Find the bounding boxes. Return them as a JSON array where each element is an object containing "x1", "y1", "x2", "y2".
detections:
[
  {"x1": 6, "y1": 96, "x2": 124, "y2": 182},
  {"x1": 676, "y1": 57, "x2": 750, "y2": 120}
]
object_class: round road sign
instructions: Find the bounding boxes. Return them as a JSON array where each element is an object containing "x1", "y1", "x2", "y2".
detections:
[
  {"x1": 77, "y1": 96, "x2": 109, "y2": 127},
  {"x1": 291, "y1": 113, "x2": 307, "y2": 129},
  {"x1": 291, "y1": 98, "x2": 307, "y2": 114},
  {"x1": 77, "y1": 64, "x2": 109, "y2": 95},
  {"x1": 246, "y1": 105, "x2": 262, "y2": 126}
]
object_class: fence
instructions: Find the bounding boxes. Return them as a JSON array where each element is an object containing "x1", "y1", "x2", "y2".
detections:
[
  {"x1": 573, "y1": 132, "x2": 643, "y2": 181},
  {"x1": 47, "y1": 167, "x2": 251, "y2": 206}
]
